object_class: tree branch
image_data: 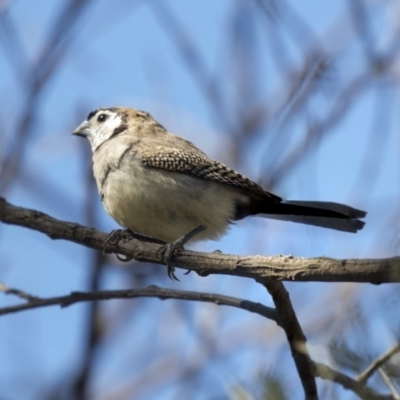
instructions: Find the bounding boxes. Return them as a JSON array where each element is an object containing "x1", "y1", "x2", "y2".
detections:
[
  {"x1": 357, "y1": 343, "x2": 400, "y2": 384},
  {"x1": 0, "y1": 281, "x2": 42, "y2": 302},
  {"x1": 259, "y1": 279, "x2": 318, "y2": 400},
  {"x1": 378, "y1": 368, "x2": 400, "y2": 400},
  {"x1": 314, "y1": 361, "x2": 393, "y2": 400},
  {"x1": 0, "y1": 285, "x2": 278, "y2": 322},
  {"x1": 1, "y1": 198, "x2": 399, "y2": 283}
]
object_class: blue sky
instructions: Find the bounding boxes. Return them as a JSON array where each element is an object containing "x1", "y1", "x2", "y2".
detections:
[{"x1": 1, "y1": 1, "x2": 399, "y2": 399}]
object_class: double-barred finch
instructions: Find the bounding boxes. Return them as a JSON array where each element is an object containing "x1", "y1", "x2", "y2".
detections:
[{"x1": 72, "y1": 107, "x2": 366, "y2": 251}]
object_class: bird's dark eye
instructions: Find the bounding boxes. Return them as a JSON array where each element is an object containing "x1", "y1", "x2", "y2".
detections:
[{"x1": 97, "y1": 113, "x2": 108, "y2": 122}]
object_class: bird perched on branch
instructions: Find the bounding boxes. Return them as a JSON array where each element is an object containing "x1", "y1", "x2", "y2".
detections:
[{"x1": 73, "y1": 107, "x2": 366, "y2": 278}]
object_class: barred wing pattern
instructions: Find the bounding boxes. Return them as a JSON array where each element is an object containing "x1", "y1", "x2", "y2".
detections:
[{"x1": 141, "y1": 148, "x2": 281, "y2": 202}]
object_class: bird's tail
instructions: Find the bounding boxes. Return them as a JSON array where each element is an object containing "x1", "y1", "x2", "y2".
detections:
[{"x1": 260, "y1": 201, "x2": 366, "y2": 233}]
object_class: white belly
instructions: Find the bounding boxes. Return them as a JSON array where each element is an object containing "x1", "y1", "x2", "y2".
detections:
[{"x1": 100, "y1": 163, "x2": 241, "y2": 243}]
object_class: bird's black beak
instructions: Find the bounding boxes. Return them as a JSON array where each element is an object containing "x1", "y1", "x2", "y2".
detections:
[{"x1": 72, "y1": 120, "x2": 91, "y2": 138}]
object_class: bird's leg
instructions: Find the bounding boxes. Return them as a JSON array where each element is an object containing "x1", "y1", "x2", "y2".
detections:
[
  {"x1": 159, "y1": 225, "x2": 206, "y2": 280},
  {"x1": 103, "y1": 229, "x2": 166, "y2": 261}
]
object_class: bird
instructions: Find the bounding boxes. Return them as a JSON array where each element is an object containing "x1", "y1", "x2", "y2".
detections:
[{"x1": 72, "y1": 107, "x2": 366, "y2": 278}]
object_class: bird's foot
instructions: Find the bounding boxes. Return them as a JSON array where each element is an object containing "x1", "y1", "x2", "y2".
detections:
[
  {"x1": 103, "y1": 229, "x2": 135, "y2": 261},
  {"x1": 103, "y1": 229, "x2": 166, "y2": 262},
  {"x1": 103, "y1": 229, "x2": 132, "y2": 252},
  {"x1": 159, "y1": 225, "x2": 206, "y2": 280}
]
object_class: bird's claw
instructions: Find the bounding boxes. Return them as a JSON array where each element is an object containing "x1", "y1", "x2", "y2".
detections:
[
  {"x1": 116, "y1": 253, "x2": 133, "y2": 262},
  {"x1": 159, "y1": 225, "x2": 206, "y2": 281},
  {"x1": 103, "y1": 229, "x2": 134, "y2": 260},
  {"x1": 103, "y1": 229, "x2": 129, "y2": 252}
]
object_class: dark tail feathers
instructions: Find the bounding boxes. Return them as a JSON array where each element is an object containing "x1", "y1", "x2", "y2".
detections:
[{"x1": 261, "y1": 200, "x2": 366, "y2": 233}]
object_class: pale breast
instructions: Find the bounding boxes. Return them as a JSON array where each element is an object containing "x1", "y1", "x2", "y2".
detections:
[{"x1": 101, "y1": 162, "x2": 244, "y2": 242}]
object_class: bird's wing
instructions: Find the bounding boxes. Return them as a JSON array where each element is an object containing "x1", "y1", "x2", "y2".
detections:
[
  {"x1": 140, "y1": 147, "x2": 281, "y2": 202},
  {"x1": 140, "y1": 145, "x2": 367, "y2": 231}
]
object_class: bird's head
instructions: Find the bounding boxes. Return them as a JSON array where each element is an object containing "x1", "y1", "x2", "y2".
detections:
[
  {"x1": 72, "y1": 108, "x2": 130, "y2": 152},
  {"x1": 73, "y1": 107, "x2": 168, "y2": 152}
]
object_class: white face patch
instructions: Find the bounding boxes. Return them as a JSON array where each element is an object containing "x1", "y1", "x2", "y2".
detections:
[{"x1": 85, "y1": 110, "x2": 124, "y2": 152}]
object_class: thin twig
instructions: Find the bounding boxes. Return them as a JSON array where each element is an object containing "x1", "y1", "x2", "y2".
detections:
[
  {"x1": 259, "y1": 279, "x2": 318, "y2": 400},
  {"x1": 72, "y1": 172, "x2": 107, "y2": 400},
  {"x1": 348, "y1": 0, "x2": 376, "y2": 63},
  {"x1": 148, "y1": 0, "x2": 229, "y2": 131},
  {"x1": 0, "y1": 6, "x2": 29, "y2": 82},
  {"x1": 379, "y1": 368, "x2": 400, "y2": 400},
  {"x1": 0, "y1": 285, "x2": 278, "y2": 321},
  {"x1": 357, "y1": 343, "x2": 400, "y2": 384},
  {"x1": 314, "y1": 361, "x2": 393, "y2": 400},
  {"x1": 0, "y1": 281, "x2": 41, "y2": 302},
  {"x1": 0, "y1": 0, "x2": 93, "y2": 194}
]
